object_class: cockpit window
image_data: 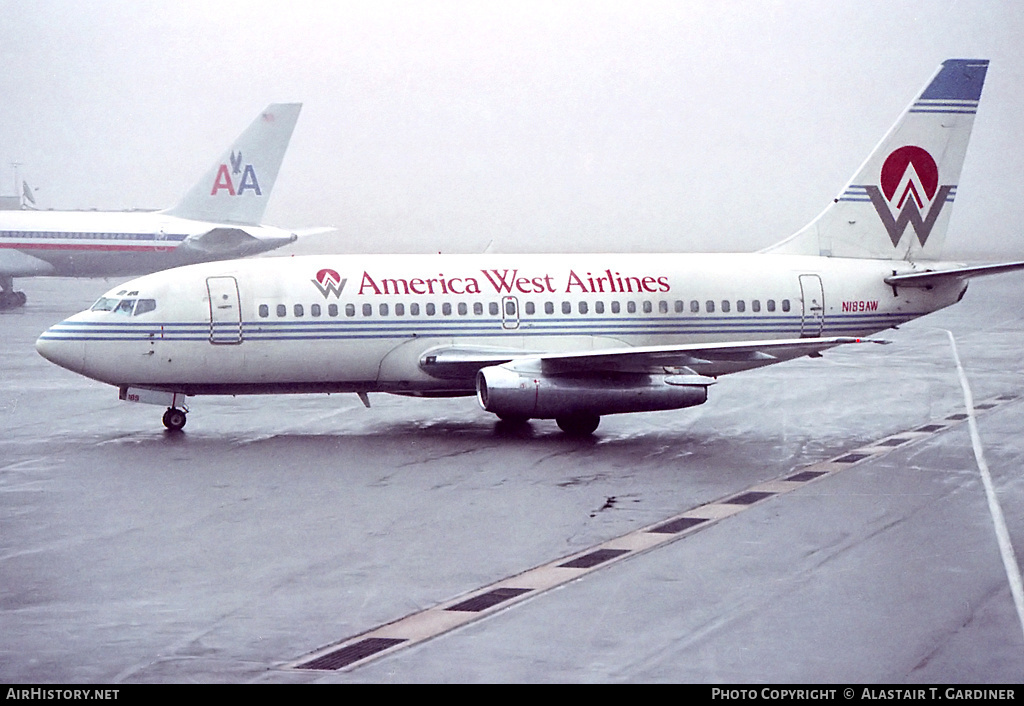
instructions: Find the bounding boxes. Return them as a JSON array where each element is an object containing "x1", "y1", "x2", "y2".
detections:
[
  {"x1": 114, "y1": 299, "x2": 136, "y2": 315},
  {"x1": 90, "y1": 297, "x2": 157, "y2": 315},
  {"x1": 91, "y1": 297, "x2": 119, "y2": 312}
]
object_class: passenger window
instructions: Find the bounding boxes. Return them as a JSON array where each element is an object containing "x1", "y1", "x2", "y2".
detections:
[
  {"x1": 442, "y1": 303, "x2": 452, "y2": 315},
  {"x1": 329, "y1": 304, "x2": 339, "y2": 317},
  {"x1": 258, "y1": 304, "x2": 269, "y2": 318},
  {"x1": 459, "y1": 302, "x2": 468, "y2": 315},
  {"x1": 752, "y1": 300, "x2": 760, "y2": 312},
  {"x1": 595, "y1": 301, "x2": 605, "y2": 314},
  {"x1": 691, "y1": 300, "x2": 699, "y2": 313},
  {"x1": 294, "y1": 304, "x2": 304, "y2": 317},
  {"x1": 345, "y1": 303, "x2": 355, "y2": 317},
  {"x1": 380, "y1": 303, "x2": 389, "y2": 316},
  {"x1": 721, "y1": 300, "x2": 730, "y2": 313},
  {"x1": 736, "y1": 300, "x2": 745, "y2": 313},
  {"x1": 473, "y1": 302, "x2": 483, "y2": 315},
  {"x1": 675, "y1": 300, "x2": 684, "y2": 313},
  {"x1": 410, "y1": 303, "x2": 420, "y2": 315},
  {"x1": 134, "y1": 299, "x2": 157, "y2": 316},
  {"x1": 505, "y1": 300, "x2": 515, "y2": 316},
  {"x1": 545, "y1": 301, "x2": 554, "y2": 315},
  {"x1": 426, "y1": 303, "x2": 436, "y2": 316},
  {"x1": 706, "y1": 300, "x2": 715, "y2": 313},
  {"x1": 612, "y1": 301, "x2": 620, "y2": 314},
  {"x1": 395, "y1": 303, "x2": 405, "y2": 316},
  {"x1": 642, "y1": 301, "x2": 652, "y2": 314},
  {"x1": 562, "y1": 301, "x2": 571, "y2": 314},
  {"x1": 277, "y1": 304, "x2": 287, "y2": 317},
  {"x1": 525, "y1": 302, "x2": 534, "y2": 315},
  {"x1": 767, "y1": 299, "x2": 776, "y2": 312},
  {"x1": 362, "y1": 303, "x2": 372, "y2": 316},
  {"x1": 489, "y1": 302, "x2": 499, "y2": 316},
  {"x1": 579, "y1": 301, "x2": 588, "y2": 314},
  {"x1": 311, "y1": 304, "x2": 321, "y2": 317},
  {"x1": 627, "y1": 301, "x2": 636, "y2": 314},
  {"x1": 782, "y1": 299, "x2": 791, "y2": 312}
]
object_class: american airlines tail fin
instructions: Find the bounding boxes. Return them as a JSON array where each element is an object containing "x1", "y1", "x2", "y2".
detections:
[
  {"x1": 163, "y1": 103, "x2": 302, "y2": 225},
  {"x1": 765, "y1": 59, "x2": 988, "y2": 261}
]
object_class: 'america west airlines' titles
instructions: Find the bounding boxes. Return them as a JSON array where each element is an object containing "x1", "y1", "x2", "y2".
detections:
[{"x1": 351, "y1": 268, "x2": 672, "y2": 298}]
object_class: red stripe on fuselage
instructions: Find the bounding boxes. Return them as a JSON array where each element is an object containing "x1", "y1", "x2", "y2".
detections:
[{"x1": 0, "y1": 243, "x2": 177, "y2": 252}]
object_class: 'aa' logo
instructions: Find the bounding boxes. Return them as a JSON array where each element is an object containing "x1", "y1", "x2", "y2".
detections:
[
  {"x1": 866, "y1": 146, "x2": 952, "y2": 247},
  {"x1": 210, "y1": 150, "x2": 262, "y2": 196},
  {"x1": 312, "y1": 269, "x2": 346, "y2": 298}
]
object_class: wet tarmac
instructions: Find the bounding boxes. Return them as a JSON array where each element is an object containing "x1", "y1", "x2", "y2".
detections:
[{"x1": 1, "y1": 275, "x2": 1022, "y2": 683}]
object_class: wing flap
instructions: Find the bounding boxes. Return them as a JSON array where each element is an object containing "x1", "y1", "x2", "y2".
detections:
[
  {"x1": 537, "y1": 337, "x2": 877, "y2": 376},
  {"x1": 420, "y1": 337, "x2": 881, "y2": 381}
]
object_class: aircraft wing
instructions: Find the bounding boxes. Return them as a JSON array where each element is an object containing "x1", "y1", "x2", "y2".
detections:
[
  {"x1": 885, "y1": 261, "x2": 1024, "y2": 288},
  {"x1": 421, "y1": 336, "x2": 882, "y2": 380}
]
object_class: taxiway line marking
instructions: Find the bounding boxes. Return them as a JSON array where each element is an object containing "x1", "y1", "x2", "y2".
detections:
[
  {"x1": 285, "y1": 392, "x2": 1019, "y2": 672},
  {"x1": 945, "y1": 330, "x2": 1024, "y2": 641}
]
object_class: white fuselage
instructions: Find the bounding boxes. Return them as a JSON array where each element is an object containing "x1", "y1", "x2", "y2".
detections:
[
  {"x1": 36, "y1": 252, "x2": 967, "y2": 396},
  {"x1": 0, "y1": 209, "x2": 295, "y2": 278}
]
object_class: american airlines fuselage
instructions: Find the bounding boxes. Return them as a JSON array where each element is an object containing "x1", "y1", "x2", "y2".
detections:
[{"x1": 0, "y1": 209, "x2": 297, "y2": 278}]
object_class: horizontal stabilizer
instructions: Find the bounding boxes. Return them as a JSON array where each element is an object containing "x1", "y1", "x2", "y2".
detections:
[{"x1": 884, "y1": 261, "x2": 1024, "y2": 287}]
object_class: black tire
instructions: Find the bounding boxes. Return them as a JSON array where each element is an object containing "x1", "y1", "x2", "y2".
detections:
[
  {"x1": 556, "y1": 413, "x2": 600, "y2": 436},
  {"x1": 162, "y1": 408, "x2": 187, "y2": 431}
]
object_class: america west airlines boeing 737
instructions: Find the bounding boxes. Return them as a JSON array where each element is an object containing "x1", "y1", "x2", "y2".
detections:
[
  {"x1": 0, "y1": 103, "x2": 308, "y2": 309},
  {"x1": 36, "y1": 60, "x2": 1024, "y2": 435}
]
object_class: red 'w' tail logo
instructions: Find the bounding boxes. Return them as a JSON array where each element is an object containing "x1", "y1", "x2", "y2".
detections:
[
  {"x1": 312, "y1": 269, "x2": 346, "y2": 298},
  {"x1": 865, "y1": 146, "x2": 952, "y2": 247}
]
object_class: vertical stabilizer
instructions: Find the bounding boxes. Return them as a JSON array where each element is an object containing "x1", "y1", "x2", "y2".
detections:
[
  {"x1": 765, "y1": 60, "x2": 988, "y2": 261},
  {"x1": 164, "y1": 103, "x2": 301, "y2": 225}
]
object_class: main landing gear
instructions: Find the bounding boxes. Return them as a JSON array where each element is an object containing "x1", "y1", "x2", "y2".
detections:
[
  {"x1": 0, "y1": 276, "x2": 27, "y2": 310},
  {"x1": 556, "y1": 413, "x2": 601, "y2": 436},
  {"x1": 162, "y1": 407, "x2": 187, "y2": 432}
]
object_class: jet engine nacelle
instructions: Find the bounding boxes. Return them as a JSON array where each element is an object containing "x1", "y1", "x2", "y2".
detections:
[{"x1": 475, "y1": 364, "x2": 710, "y2": 419}]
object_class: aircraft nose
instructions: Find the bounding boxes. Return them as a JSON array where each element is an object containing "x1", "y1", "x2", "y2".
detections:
[{"x1": 36, "y1": 322, "x2": 87, "y2": 374}]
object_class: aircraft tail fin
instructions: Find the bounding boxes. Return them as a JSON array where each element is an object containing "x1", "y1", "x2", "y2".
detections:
[
  {"x1": 764, "y1": 60, "x2": 988, "y2": 261},
  {"x1": 163, "y1": 103, "x2": 301, "y2": 225}
]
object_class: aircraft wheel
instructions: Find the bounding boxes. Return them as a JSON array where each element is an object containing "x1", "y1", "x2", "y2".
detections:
[
  {"x1": 556, "y1": 413, "x2": 600, "y2": 436},
  {"x1": 162, "y1": 407, "x2": 187, "y2": 431},
  {"x1": 0, "y1": 291, "x2": 27, "y2": 310}
]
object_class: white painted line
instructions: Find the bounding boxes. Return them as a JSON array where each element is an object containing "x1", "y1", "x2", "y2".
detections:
[{"x1": 944, "y1": 330, "x2": 1024, "y2": 642}]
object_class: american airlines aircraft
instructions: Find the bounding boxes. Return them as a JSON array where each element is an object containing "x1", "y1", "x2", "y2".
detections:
[
  {"x1": 36, "y1": 59, "x2": 1024, "y2": 435},
  {"x1": 0, "y1": 103, "x2": 309, "y2": 309}
]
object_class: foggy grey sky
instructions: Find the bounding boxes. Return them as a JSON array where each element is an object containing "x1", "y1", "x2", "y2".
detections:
[{"x1": 1, "y1": 1, "x2": 1022, "y2": 257}]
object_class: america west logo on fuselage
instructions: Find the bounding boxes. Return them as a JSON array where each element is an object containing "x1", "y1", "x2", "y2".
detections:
[
  {"x1": 312, "y1": 269, "x2": 346, "y2": 298},
  {"x1": 210, "y1": 150, "x2": 262, "y2": 196},
  {"x1": 865, "y1": 145, "x2": 953, "y2": 247}
]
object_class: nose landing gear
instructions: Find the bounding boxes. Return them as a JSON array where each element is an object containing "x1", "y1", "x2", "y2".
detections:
[{"x1": 162, "y1": 407, "x2": 187, "y2": 431}]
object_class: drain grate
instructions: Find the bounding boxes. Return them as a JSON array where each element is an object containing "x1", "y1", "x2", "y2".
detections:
[
  {"x1": 649, "y1": 516, "x2": 709, "y2": 534},
  {"x1": 726, "y1": 491, "x2": 775, "y2": 505},
  {"x1": 447, "y1": 587, "x2": 532, "y2": 612},
  {"x1": 559, "y1": 549, "x2": 629, "y2": 569},
  {"x1": 299, "y1": 637, "x2": 407, "y2": 670},
  {"x1": 877, "y1": 437, "x2": 910, "y2": 446},
  {"x1": 786, "y1": 470, "x2": 826, "y2": 482}
]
